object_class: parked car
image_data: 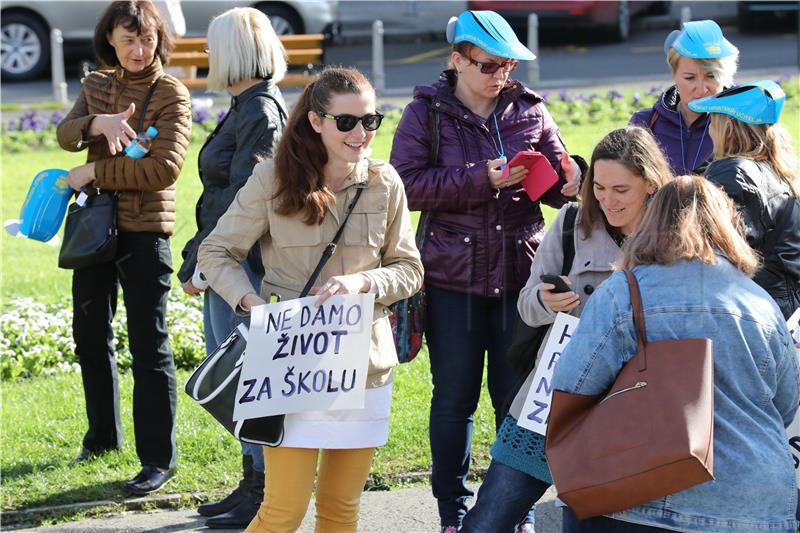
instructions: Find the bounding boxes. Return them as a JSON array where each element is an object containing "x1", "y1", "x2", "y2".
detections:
[
  {"x1": 467, "y1": 1, "x2": 671, "y2": 41},
  {"x1": 737, "y1": 0, "x2": 799, "y2": 32},
  {"x1": 0, "y1": 0, "x2": 339, "y2": 81}
]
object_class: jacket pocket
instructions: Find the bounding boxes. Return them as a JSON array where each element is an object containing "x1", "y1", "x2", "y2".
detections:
[
  {"x1": 344, "y1": 191, "x2": 388, "y2": 248},
  {"x1": 513, "y1": 226, "x2": 539, "y2": 285},
  {"x1": 271, "y1": 217, "x2": 323, "y2": 248},
  {"x1": 422, "y1": 221, "x2": 474, "y2": 287}
]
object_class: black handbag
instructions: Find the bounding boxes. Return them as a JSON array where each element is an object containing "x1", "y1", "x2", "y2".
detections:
[
  {"x1": 506, "y1": 203, "x2": 579, "y2": 377},
  {"x1": 58, "y1": 74, "x2": 164, "y2": 270},
  {"x1": 58, "y1": 190, "x2": 118, "y2": 269},
  {"x1": 185, "y1": 187, "x2": 365, "y2": 445}
]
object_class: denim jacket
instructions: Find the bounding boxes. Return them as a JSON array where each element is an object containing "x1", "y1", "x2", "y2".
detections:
[{"x1": 552, "y1": 258, "x2": 800, "y2": 532}]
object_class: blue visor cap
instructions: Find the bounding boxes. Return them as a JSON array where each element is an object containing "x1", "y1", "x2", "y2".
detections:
[
  {"x1": 664, "y1": 20, "x2": 738, "y2": 58},
  {"x1": 447, "y1": 10, "x2": 536, "y2": 61},
  {"x1": 688, "y1": 80, "x2": 785, "y2": 125},
  {"x1": 16, "y1": 169, "x2": 71, "y2": 242}
]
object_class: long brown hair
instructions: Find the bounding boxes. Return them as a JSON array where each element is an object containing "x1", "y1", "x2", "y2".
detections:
[
  {"x1": 93, "y1": 0, "x2": 172, "y2": 68},
  {"x1": 619, "y1": 174, "x2": 759, "y2": 275},
  {"x1": 272, "y1": 67, "x2": 375, "y2": 225},
  {"x1": 710, "y1": 113, "x2": 800, "y2": 197},
  {"x1": 578, "y1": 127, "x2": 673, "y2": 238}
]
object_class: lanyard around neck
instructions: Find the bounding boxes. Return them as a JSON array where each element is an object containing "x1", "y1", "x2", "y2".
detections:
[{"x1": 678, "y1": 112, "x2": 709, "y2": 174}]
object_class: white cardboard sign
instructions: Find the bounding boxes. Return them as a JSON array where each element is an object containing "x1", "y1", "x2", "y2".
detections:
[
  {"x1": 785, "y1": 307, "x2": 800, "y2": 486},
  {"x1": 517, "y1": 312, "x2": 580, "y2": 435},
  {"x1": 232, "y1": 294, "x2": 374, "y2": 421}
]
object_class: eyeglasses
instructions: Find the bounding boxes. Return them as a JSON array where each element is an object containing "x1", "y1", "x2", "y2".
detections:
[
  {"x1": 318, "y1": 112, "x2": 384, "y2": 132},
  {"x1": 468, "y1": 57, "x2": 518, "y2": 75}
]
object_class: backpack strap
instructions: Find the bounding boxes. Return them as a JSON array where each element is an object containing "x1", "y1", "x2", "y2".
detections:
[
  {"x1": 415, "y1": 103, "x2": 440, "y2": 251},
  {"x1": 647, "y1": 110, "x2": 660, "y2": 132},
  {"x1": 560, "y1": 202, "x2": 579, "y2": 276}
]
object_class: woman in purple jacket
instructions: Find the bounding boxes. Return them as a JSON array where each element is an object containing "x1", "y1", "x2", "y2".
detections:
[
  {"x1": 629, "y1": 20, "x2": 738, "y2": 175},
  {"x1": 390, "y1": 10, "x2": 580, "y2": 533}
]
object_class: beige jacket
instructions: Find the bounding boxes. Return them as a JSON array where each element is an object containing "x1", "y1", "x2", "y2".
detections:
[
  {"x1": 198, "y1": 158, "x2": 424, "y2": 388},
  {"x1": 56, "y1": 59, "x2": 192, "y2": 235}
]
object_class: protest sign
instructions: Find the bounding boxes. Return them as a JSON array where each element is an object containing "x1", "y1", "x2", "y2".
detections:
[
  {"x1": 517, "y1": 312, "x2": 580, "y2": 435},
  {"x1": 788, "y1": 307, "x2": 800, "y2": 348},
  {"x1": 232, "y1": 294, "x2": 374, "y2": 421}
]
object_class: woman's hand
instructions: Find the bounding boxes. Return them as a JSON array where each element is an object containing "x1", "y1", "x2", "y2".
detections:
[
  {"x1": 181, "y1": 280, "x2": 203, "y2": 296},
  {"x1": 67, "y1": 162, "x2": 96, "y2": 191},
  {"x1": 313, "y1": 274, "x2": 371, "y2": 306},
  {"x1": 89, "y1": 102, "x2": 137, "y2": 155},
  {"x1": 488, "y1": 157, "x2": 527, "y2": 190},
  {"x1": 240, "y1": 292, "x2": 267, "y2": 312},
  {"x1": 538, "y1": 281, "x2": 580, "y2": 313},
  {"x1": 560, "y1": 155, "x2": 582, "y2": 198}
]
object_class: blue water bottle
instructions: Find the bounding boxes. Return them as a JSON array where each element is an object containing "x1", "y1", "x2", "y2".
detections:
[{"x1": 124, "y1": 126, "x2": 158, "y2": 159}]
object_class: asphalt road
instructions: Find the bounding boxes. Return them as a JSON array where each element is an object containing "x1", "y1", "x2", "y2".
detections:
[{"x1": 2, "y1": 1, "x2": 797, "y2": 105}]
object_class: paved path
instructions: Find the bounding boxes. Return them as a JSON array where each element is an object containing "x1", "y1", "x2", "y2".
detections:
[{"x1": 7, "y1": 485, "x2": 562, "y2": 533}]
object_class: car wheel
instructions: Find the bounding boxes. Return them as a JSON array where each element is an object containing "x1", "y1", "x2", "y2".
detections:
[
  {"x1": 257, "y1": 4, "x2": 303, "y2": 35},
  {"x1": 1, "y1": 12, "x2": 50, "y2": 81},
  {"x1": 609, "y1": 0, "x2": 631, "y2": 42}
]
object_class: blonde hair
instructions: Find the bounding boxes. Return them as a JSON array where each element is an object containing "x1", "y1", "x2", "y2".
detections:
[
  {"x1": 578, "y1": 127, "x2": 673, "y2": 238},
  {"x1": 667, "y1": 48, "x2": 738, "y2": 88},
  {"x1": 619, "y1": 174, "x2": 759, "y2": 275},
  {"x1": 206, "y1": 7, "x2": 287, "y2": 92},
  {"x1": 710, "y1": 113, "x2": 800, "y2": 197}
]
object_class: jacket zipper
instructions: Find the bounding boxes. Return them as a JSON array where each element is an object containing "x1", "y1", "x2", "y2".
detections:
[{"x1": 598, "y1": 381, "x2": 647, "y2": 405}]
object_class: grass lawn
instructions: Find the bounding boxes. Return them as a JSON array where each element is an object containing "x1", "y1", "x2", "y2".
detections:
[{"x1": 2, "y1": 100, "x2": 798, "y2": 516}]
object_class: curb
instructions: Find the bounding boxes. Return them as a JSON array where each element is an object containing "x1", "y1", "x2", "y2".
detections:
[{"x1": 1, "y1": 468, "x2": 489, "y2": 528}]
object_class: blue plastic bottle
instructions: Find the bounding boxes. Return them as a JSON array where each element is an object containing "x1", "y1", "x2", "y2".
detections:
[{"x1": 124, "y1": 126, "x2": 159, "y2": 159}]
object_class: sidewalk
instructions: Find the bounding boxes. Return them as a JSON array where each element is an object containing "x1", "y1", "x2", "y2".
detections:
[{"x1": 6, "y1": 485, "x2": 562, "y2": 533}]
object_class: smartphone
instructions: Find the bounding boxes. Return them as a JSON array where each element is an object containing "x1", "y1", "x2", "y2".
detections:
[
  {"x1": 501, "y1": 151, "x2": 560, "y2": 202},
  {"x1": 540, "y1": 274, "x2": 572, "y2": 294}
]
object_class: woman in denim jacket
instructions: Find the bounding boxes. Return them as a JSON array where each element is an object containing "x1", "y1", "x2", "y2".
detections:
[
  {"x1": 460, "y1": 127, "x2": 672, "y2": 532},
  {"x1": 553, "y1": 175, "x2": 800, "y2": 532}
]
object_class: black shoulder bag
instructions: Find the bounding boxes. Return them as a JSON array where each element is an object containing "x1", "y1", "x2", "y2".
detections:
[
  {"x1": 58, "y1": 74, "x2": 164, "y2": 270},
  {"x1": 506, "y1": 203, "x2": 579, "y2": 377},
  {"x1": 184, "y1": 188, "x2": 365, "y2": 446}
]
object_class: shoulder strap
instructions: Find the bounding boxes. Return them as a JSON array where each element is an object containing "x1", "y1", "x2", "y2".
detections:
[
  {"x1": 624, "y1": 269, "x2": 648, "y2": 365},
  {"x1": 647, "y1": 110, "x2": 660, "y2": 132},
  {"x1": 137, "y1": 73, "x2": 166, "y2": 132},
  {"x1": 300, "y1": 187, "x2": 365, "y2": 297},
  {"x1": 560, "y1": 203, "x2": 579, "y2": 276},
  {"x1": 428, "y1": 104, "x2": 440, "y2": 167},
  {"x1": 263, "y1": 93, "x2": 288, "y2": 122}
]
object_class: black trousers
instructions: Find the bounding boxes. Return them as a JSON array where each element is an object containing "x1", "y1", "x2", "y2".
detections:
[{"x1": 72, "y1": 231, "x2": 177, "y2": 469}]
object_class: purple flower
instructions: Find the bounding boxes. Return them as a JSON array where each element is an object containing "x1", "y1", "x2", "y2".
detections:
[
  {"x1": 216, "y1": 109, "x2": 229, "y2": 124},
  {"x1": 193, "y1": 108, "x2": 211, "y2": 123},
  {"x1": 7, "y1": 120, "x2": 16, "y2": 131},
  {"x1": 609, "y1": 89, "x2": 623, "y2": 101},
  {"x1": 49, "y1": 112, "x2": 64, "y2": 126},
  {"x1": 647, "y1": 85, "x2": 661, "y2": 96},
  {"x1": 559, "y1": 89, "x2": 571, "y2": 102},
  {"x1": 541, "y1": 90, "x2": 550, "y2": 102},
  {"x1": 632, "y1": 92, "x2": 641, "y2": 104}
]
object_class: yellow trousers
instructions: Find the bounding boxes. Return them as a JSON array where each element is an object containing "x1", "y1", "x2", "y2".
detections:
[{"x1": 245, "y1": 446, "x2": 376, "y2": 533}]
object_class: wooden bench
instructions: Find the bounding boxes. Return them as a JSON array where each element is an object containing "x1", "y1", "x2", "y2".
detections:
[{"x1": 169, "y1": 34, "x2": 325, "y2": 91}]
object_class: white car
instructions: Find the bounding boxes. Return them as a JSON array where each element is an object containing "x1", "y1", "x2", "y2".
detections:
[{"x1": 1, "y1": 0, "x2": 339, "y2": 81}]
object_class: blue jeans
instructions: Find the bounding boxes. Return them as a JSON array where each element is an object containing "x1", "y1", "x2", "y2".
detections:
[
  {"x1": 562, "y1": 508, "x2": 675, "y2": 532},
  {"x1": 426, "y1": 286, "x2": 533, "y2": 527},
  {"x1": 461, "y1": 460, "x2": 550, "y2": 532},
  {"x1": 203, "y1": 261, "x2": 264, "y2": 473}
]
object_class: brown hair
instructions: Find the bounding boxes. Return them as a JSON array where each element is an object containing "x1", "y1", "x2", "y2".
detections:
[
  {"x1": 93, "y1": 0, "x2": 173, "y2": 68},
  {"x1": 272, "y1": 67, "x2": 375, "y2": 225},
  {"x1": 619, "y1": 174, "x2": 759, "y2": 275},
  {"x1": 448, "y1": 41, "x2": 474, "y2": 70},
  {"x1": 578, "y1": 127, "x2": 673, "y2": 238},
  {"x1": 710, "y1": 113, "x2": 800, "y2": 197}
]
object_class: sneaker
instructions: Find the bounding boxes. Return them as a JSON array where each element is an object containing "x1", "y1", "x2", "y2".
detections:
[
  {"x1": 515, "y1": 523, "x2": 535, "y2": 533},
  {"x1": 441, "y1": 527, "x2": 459, "y2": 533}
]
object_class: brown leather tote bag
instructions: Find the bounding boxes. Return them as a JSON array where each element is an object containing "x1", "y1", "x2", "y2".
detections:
[{"x1": 545, "y1": 269, "x2": 714, "y2": 519}]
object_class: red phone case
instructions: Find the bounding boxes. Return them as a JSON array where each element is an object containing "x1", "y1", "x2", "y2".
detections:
[{"x1": 502, "y1": 150, "x2": 559, "y2": 202}]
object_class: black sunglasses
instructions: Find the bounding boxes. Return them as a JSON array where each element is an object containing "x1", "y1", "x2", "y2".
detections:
[
  {"x1": 318, "y1": 112, "x2": 384, "y2": 132},
  {"x1": 468, "y1": 57, "x2": 518, "y2": 75}
]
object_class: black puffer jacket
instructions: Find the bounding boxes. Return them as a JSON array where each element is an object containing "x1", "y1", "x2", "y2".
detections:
[
  {"x1": 178, "y1": 79, "x2": 286, "y2": 282},
  {"x1": 705, "y1": 157, "x2": 800, "y2": 318}
]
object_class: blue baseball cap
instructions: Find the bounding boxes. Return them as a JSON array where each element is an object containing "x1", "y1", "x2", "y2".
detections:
[
  {"x1": 663, "y1": 20, "x2": 738, "y2": 59},
  {"x1": 4, "y1": 168, "x2": 71, "y2": 245},
  {"x1": 446, "y1": 10, "x2": 536, "y2": 61},
  {"x1": 688, "y1": 80, "x2": 785, "y2": 125}
]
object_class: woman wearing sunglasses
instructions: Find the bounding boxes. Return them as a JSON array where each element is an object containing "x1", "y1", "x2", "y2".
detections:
[
  {"x1": 390, "y1": 10, "x2": 581, "y2": 533},
  {"x1": 198, "y1": 66, "x2": 423, "y2": 533}
]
